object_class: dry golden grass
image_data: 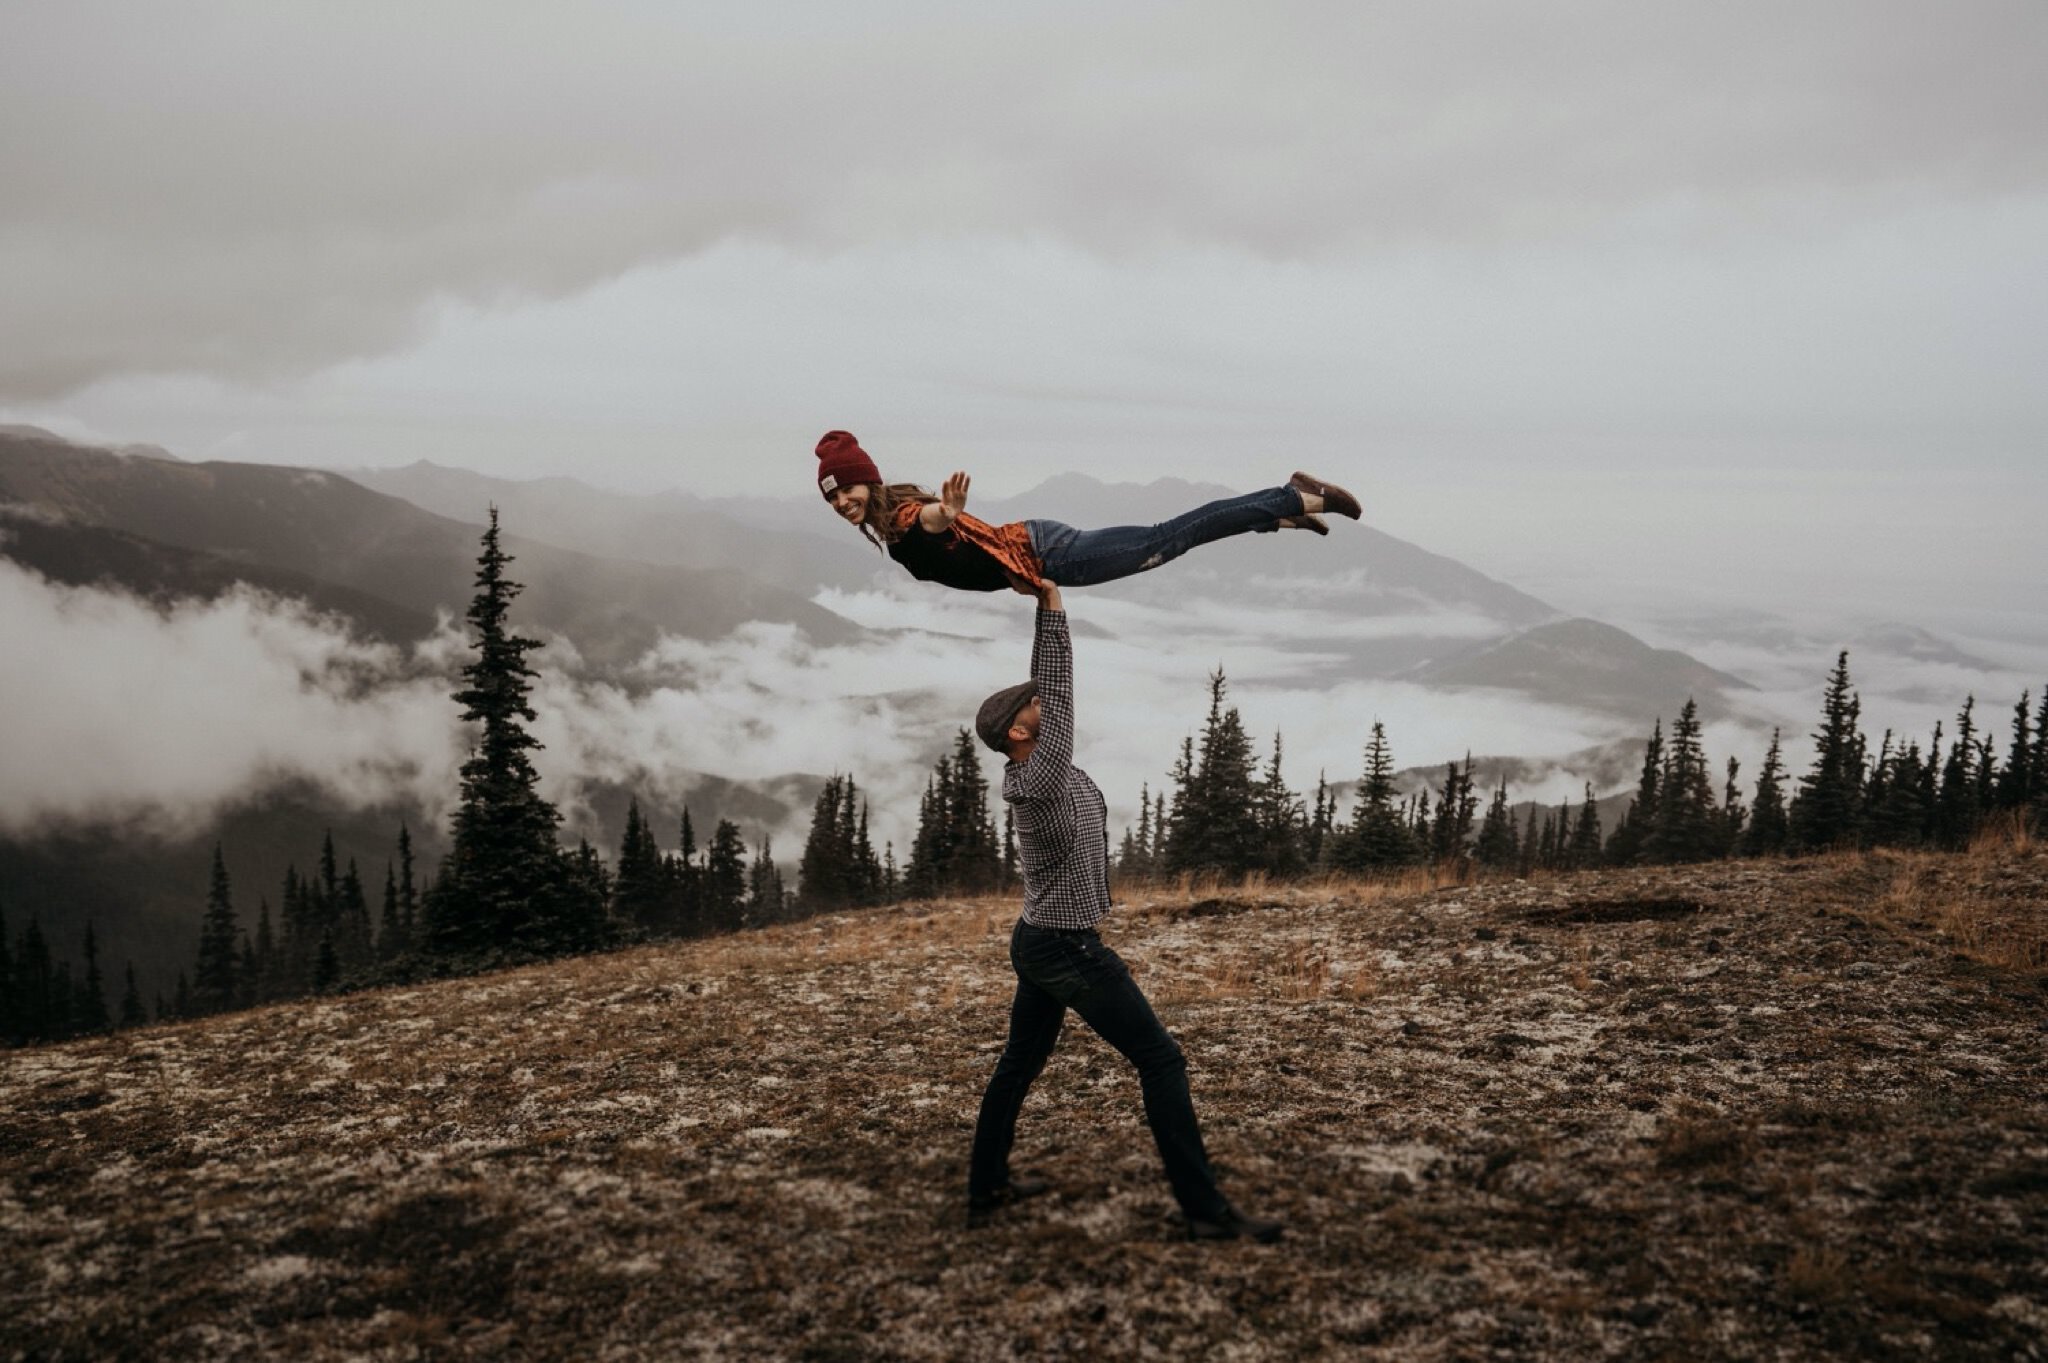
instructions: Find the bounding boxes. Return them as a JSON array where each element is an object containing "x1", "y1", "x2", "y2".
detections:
[{"x1": 1865, "y1": 847, "x2": 2048, "y2": 972}]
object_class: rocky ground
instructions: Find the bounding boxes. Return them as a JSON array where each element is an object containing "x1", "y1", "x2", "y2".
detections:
[{"x1": 3, "y1": 847, "x2": 2045, "y2": 1362}]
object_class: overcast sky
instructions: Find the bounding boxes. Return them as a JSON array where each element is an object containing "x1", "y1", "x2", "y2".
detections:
[{"x1": 4, "y1": 1, "x2": 2045, "y2": 620}]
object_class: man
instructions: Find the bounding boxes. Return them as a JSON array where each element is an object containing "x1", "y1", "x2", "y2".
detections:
[{"x1": 966, "y1": 576, "x2": 1284, "y2": 1242}]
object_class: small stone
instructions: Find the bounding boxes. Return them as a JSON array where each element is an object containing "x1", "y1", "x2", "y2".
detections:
[
  {"x1": 1623, "y1": 1301, "x2": 1662, "y2": 1327},
  {"x1": 1845, "y1": 961, "x2": 1881, "y2": 979},
  {"x1": 1401, "y1": 1020, "x2": 1422, "y2": 1037},
  {"x1": 1474, "y1": 926, "x2": 1499, "y2": 941}
]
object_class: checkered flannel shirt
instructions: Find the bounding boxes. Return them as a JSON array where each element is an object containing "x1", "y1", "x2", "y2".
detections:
[{"x1": 1003, "y1": 607, "x2": 1112, "y2": 931}]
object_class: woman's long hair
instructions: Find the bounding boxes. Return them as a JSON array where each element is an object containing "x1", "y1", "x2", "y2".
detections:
[{"x1": 859, "y1": 481, "x2": 937, "y2": 550}]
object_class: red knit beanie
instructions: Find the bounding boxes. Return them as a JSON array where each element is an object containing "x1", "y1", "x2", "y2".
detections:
[{"x1": 815, "y1": 430, "x2": 882, "y2": 496}]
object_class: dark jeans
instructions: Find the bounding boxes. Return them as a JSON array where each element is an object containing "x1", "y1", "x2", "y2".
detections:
[
  {"x1": 1025, "y1": 485, "x2": 1305, "y2": 587},
  {"x1": 968, "y1": 918, "x2": 1228, "y2": 1220}
]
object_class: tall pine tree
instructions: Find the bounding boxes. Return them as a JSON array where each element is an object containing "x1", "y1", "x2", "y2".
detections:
[
  {"x1": 193, "y1": 845, "x2": 240, "y2": 1015},
  {"x1": 1788, "y1": 652, "x2": 1867, "y2": 851},
  {"x1": 429, "y1": 508, "x2": 601, "y2": 959}
]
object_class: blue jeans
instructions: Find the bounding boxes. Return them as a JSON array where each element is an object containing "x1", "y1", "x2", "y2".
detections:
[
  {"x1": 1025, "y1": 485, "x2": 1306, "y2": 587},
  {"x1": 967, "y1": 918, "x2": 1228, "y2": 1220}
]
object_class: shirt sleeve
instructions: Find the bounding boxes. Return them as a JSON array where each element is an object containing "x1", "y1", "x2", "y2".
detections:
[
  {"x1": 892, "y1": 499, "x2": 931, "y2": 537},
  {"x1": 1013, "y1": 607, "x2": 1074, "y2": 802}
]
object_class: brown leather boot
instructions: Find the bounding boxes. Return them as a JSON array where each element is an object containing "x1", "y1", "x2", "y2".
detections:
[{"x1": 1288, "y1": 472, "x2": 1362, "y2": 520}]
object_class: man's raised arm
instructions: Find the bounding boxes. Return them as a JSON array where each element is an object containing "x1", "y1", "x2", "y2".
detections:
[{"x1": 1015, "y1": 581, "x2": 1073, "y2": 800}]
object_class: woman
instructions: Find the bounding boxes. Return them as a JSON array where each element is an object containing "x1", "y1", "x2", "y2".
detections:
[{"x1": 813, "y1": 429, "x2": 1361, "y2": 592}]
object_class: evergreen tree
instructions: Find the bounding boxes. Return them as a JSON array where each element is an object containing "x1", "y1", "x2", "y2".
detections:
[
  {"x1": 1330, "y1": 721, "x2": 1414, "y2": 872},
  {"x1": 1607, "y1": 719, "x2": 1663, "y2": 865},
  {"x1": 430, "y1": 508, "x2": 597, "y2": 959},
  {"x1": 905, "y1": 764, "x2": 950, "y2": 898},
  {"x1": 336, "y1": 860, "x2": 372, "y2": 973},
  {"x1": 1646, "y1": 700, "x2": 1721, "y2": 863},
  {"x1": 1410, "y1": 789, "x2": 1433, "y2": 854},
  {"x1": 396, "y1": 824, "x2": 419, "y2": 943},
  {"x1": 74, "y1": 923, "x2": 110, "y2": 1034},
  {"x1": 949, "y1": 732, "x2": 1002, "y2": 892},
  {"x1": 119, "y1": 963, "x2": 146, "y2": 1029},
  {"x1": 1788, "y1": 652, "x2": 1867, "y2": 851},
  {"x1": 1518, "y1": 805, "x2": 1542, "y2": 877},
  {"x1": 279, "y1": 865, "x2": 310, "y2": 995},
  {"x1": 614, "y1": 798, "x2": 670, "y2": 934},
  {"x1": 1569, "y1": 784, "x2": 1604, "y2": 867},
  {"x1": 1163, "y1": 670, "x2": 1262, "y2": 876},
  {"x1": 675, "y1": 807, "x2": 704, "y2": 933},
  {"x1": 904, "y1": 735, "x2": 1003, "y2": 896},
  {"x1": 378, "y1": 865, "x2": 403, "y2": 961},
  {"x1": 1116, "y1": 823, "x2": 1143, "y2": 874},
  {"x1": 1933, "y1": 695, "x2": 1983, "y2": 849},
  {"x1": 1252, "y1": 733, "x2": 1306, "y2": 877},
  {"x1": 854, "y1": 798, "x2": 883, "y2": 902},
  {"x1": 1743, "y1": 729, "x2": 1790, "y2": 857},
  {"x1": 2030, "y1": 688, "x2": 2048, "y2": 827},
  {"x1": 1473, "y1": 776, "x2": 1519, "y2": 871},
  {"x1": 1720, "y1": 756, "x2": 1746, "y2": 855},
  {"x1": 1995, "y1": 691, "x2": 2034, "y2": 811},
  {"x1": 1306, "y1": 772, "x2": 1334, "y2": 868},
  {"x1": 172, "y1": 970, "x2": 192, "y2": 1019},
  {"x1": 703, "y1": 819, "x2": 749, "y2": 932},
  {"x1": 1430, "y1": 758, "x2": 1479, "y2": 867},
  {"x1": 1865, "y1": 735, "x2": 1931, "y2": 849},
  {"x1": 194, "y1": 844, "x2": 240, "y2": 1016},
  {"x1": 798, "y1": 777, "x2": 845, "y2": 909},
  {"x1": 747, "y1": 834, "x2": 787, "y2": 926},
  {"x1": 566, "y1": 839, "x2": 612, "y2": 945}
]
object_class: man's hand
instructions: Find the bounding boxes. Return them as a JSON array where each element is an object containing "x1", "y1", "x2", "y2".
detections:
[{"x1": 1006, "y1": 573, "x2": 1062, "y2": 612}]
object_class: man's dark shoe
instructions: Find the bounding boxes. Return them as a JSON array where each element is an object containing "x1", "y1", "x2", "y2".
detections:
[
  {"x1": 1288, "y1": 471, "x2": 1362, "y2": 520},
  {"x1": 967, "y1": 1175, "x2": 1051, "y2": 1227},
  {"x1": 1187, "y1": 1205, "x2": 1286, "y2": 1243}
]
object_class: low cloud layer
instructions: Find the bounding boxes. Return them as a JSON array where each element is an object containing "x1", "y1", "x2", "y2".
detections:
[
  {"x1": 0, "y1": 559, "x2": 465, "y2": 839},
  {"x1": 6, "y1": 552, "x2": 2037, "y2": 864},
  {"x1": 1, "y1": 559, "x2": 1628, "y2": 857}
]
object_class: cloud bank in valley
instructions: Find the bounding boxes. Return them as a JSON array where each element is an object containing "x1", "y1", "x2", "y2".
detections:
[
  {"x1": 7, "y1": 544, "x2": 2037, "y2": 862},
  {"x1": 1, "y1": 556, "x2": 1634, "y2": 857},
  {"x1": 0, "y1": 558, "x2": 466, "y2": 839}
]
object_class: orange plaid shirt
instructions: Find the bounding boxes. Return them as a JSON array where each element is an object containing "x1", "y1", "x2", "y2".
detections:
[{"x1": 890, "y1": 500, "x2": 1043, "y2": 585}]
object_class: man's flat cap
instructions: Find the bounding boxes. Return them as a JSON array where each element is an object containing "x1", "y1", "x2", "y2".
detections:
[{"x1": 975, "y1": 680, "x2": 1038, "y2": 753}]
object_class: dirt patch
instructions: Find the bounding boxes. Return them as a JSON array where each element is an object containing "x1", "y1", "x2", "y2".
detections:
[{"x1": 1531, "y1": 895, "x2": 1709, "y2": 924}]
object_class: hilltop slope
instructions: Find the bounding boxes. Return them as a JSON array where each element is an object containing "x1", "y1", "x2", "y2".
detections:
[{"x1": 4, "y1": 852, "x2": 2044, "y2": 1361}]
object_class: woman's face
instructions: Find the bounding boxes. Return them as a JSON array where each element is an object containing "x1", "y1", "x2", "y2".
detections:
[{"x1": 827, "y1": 482, "x2": 871, "y2": 526}]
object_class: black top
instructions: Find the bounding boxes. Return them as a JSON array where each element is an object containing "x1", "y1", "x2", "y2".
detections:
[{"x1": 886, "y1": 524, "x2": 1015, "y2": 592}]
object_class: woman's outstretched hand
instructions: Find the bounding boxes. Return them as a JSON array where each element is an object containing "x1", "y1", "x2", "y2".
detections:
[{"x1": 939, "y1": 470, "x2": 969, "y2": 524}]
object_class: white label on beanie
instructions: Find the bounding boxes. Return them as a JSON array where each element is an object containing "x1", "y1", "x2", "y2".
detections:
[{"x1": 820, "y1": 474, "x2": 839, "y2": 493}]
